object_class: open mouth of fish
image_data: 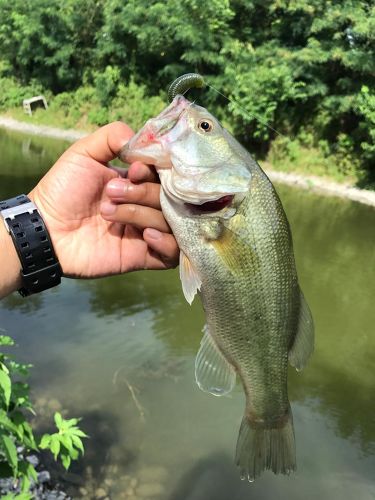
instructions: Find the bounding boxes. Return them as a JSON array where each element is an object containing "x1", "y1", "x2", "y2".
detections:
[{"x1": 185, "y1": 195, "x2": 234, "y2": 214}]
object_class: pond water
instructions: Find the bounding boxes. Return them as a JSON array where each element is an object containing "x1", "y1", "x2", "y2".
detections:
[{"x1": 0, "y1": 127, "x2": 374, "y2": 500}]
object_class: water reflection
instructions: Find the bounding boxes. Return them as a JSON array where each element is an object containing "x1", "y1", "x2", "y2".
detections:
[
  {"x1": 0, "y1": 127, "x2": 374, "y2": 498},
  {"x1": 0, "y1": 127, "x2": 69, "y2": 198}
]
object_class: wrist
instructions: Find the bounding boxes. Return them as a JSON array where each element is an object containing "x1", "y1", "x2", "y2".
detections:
[
  {"x1": 0, "y1": 215, "x2": 22, "y2": 298},
  {"x1": 0, "y1": 194, "x2": 62, "y2": 298}
]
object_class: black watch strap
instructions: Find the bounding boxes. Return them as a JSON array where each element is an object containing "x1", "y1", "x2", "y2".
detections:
[{"x1": 0, "y1": 195, "x2": 62, "y2": 296}]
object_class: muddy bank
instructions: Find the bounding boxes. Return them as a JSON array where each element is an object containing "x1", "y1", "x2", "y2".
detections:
[{"x1": 1, "y1": 115, "x2": 374, "y2": 208}]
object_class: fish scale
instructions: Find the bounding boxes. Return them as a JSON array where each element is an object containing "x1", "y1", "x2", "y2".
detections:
[{"x1": 121, "y1": 93, "x2": 314, "y2": 481}]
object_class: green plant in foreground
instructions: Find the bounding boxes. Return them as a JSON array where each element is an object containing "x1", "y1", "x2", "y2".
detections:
[{"x1": 0, "y1": 333, "x2": 87, "y2": 494}]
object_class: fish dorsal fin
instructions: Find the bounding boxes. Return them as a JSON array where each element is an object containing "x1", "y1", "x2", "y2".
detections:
[
  {"x1": 195, "y1": 326, "x2": 236, "y2": 396},
  {"x1": 179, "y1": 250, "x2": 202, "y2": 305},
  {"x1": 288, "y1": 290, "x2": 314, "y2": 371}
]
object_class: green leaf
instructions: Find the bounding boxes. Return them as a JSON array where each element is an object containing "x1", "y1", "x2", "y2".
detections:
[
  {"x1": 39, "y1": 434, "x2": 51, "y2": 449},
  {"x1": 69, "y1": 447, "x2": 79, "y2": 460},
  {"x1": 20, "y1": 473, "x2": 30, "y2": 494},
  {"x1": 0, "y1": 335, "x2": 14, "y2": 346},
  {"x1": 69, "y1": 428, "x2": 88, "y2": 438},
  {"x1": 22, "y1": 422, "x2": 37, "y2": 450},
  {"x1": 50, "y1": 435, "x2": 61, "y2": 459},
  {"x1": 61, "y1": 417, "x2": 80, "y2": 429},
  {"x1": 0, "y1": 370, "x2": 11, "y2": 407},
  {"x1": 1, "y1": 435, "x2": 18, "y2": 473},
  {"x1": 19, "y1": 460, "x2": 37, "y2": 482},
  {"x1": 71, "y1": 434, "x2": 84, "y2": 454},
  {"x1": 0, "y1": 362, "x2": 9, "y2": 375},
  {"x1": 61, "y1": 453, "x2": 71, "y2": 470},
  {"x1": 54, "y1": 412, "x2": 63, "y2": 429},
  {"x1": 26, "y1": 462, "x2": 37, "y2": 482},
  {"x1": 0, "y1": 409, "x2": 19, "y2": 436},
  {"x1": 59, "y1": 434, "x2": 73, "y2": 453}
]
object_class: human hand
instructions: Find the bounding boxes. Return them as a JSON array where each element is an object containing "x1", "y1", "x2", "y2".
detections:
[{"x1": 28, "y1": 122, "x2": 179, "y2": 279}]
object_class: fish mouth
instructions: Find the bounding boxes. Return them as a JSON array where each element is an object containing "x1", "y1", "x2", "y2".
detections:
[{"x1": 185, "y1": 195, "x2": 234, "y2": 214}]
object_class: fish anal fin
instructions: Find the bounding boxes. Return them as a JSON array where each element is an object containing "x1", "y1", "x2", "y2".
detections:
[
  {"x1": 195, "y1": 326, "x2": 236, "y2": 396},
  {"x1": 288, "y1": 290, "x2": 314, "y2": 371},
  {"x1": 179, "y1": 250, "x2": 202, "y2": 305}
]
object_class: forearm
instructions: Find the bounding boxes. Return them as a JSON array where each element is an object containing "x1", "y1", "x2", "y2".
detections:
[{"x1": 0, "y1": 220, "x2": 22, "y2": 299}]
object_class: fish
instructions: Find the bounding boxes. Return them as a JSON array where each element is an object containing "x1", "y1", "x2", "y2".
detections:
[{"x1": 119, "y1": 94, "x2": 314, "y2": 481}]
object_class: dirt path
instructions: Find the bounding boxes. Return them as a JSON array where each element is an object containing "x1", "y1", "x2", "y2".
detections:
[{"x1": 1, "y1": 115, "x2": 374, "y2": 208}]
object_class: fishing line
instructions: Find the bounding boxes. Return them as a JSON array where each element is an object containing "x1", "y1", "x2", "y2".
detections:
[{"x1": 206, "y1": 82, "x2": 288, "y2": 140}]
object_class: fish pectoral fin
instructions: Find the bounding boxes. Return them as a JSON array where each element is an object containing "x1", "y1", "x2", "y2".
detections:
[
  {"x1": 288, "y1": 290, "x2": 314, "y2": 371},
  {"x1": 195, "y1": 325, "x2": 236, "y2": 396},
  {"x1": 179, "y1": 250, "x2": 202, "y2": 305}
]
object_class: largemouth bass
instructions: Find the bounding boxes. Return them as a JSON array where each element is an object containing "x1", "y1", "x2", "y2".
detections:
[{"x1": 120, "y1": 95, "x2": 314, "y2": 481}]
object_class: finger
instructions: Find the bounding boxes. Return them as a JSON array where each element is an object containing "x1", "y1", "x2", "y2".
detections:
[
  {"x1": 144, "y1": 229, "x2": 179, "y2": 267},
  {"x1": 105, "y1": 179, "x2": 161, "y2": 209},
  {"x1": 101, "y1": 202, "x2": 170, "y2": 233},
  {"x1": 109, "y1": 165, "x2": 128, "y2": 178},
  {"x1": 127, "y1": 161, "x2": 159, "y2": 183},
  {"x1": 68, "y1": 122, "x2": 134, "y2": 164},
  {"x1": 122, "y1": 225, "x2": 171, "y2": 271}
]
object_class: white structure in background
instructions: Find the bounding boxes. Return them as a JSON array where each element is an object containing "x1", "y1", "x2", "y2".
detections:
[{"x1": 23, "y1": 96, "x2": 48, "y2": 116}]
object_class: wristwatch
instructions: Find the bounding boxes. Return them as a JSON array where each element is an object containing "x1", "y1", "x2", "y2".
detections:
[{"x1": 0, "y1": 194, "x2": 62, "y2": 296}]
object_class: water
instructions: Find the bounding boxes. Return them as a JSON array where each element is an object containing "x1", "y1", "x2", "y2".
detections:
[{"x1": 0, "y1": 127, "x2": 374, "y2": 499}]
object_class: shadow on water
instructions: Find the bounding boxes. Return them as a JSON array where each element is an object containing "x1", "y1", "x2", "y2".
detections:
[{"x1": 168, "y1": 453, "x2": 246, "y2": 500}]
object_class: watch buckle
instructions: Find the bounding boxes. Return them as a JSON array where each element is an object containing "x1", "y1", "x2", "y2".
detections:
[{"x1": 0, "y1": 202, "x2": 37, "y2": 232}]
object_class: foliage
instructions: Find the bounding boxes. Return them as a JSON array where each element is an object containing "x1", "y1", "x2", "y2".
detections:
[
  {"x1": 0, "y1": 0, "x2": 374, "y2": 186},
  {"x1": 39, "y1": 413, "x2": 87, "y2": 471},
  {"x1": 0, "y1": 333, "x2": 87, "y2": 494}
]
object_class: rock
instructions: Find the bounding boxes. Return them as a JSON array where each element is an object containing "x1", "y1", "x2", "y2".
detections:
[
  {"x1": 48, "y1": 398, "x2": 62, "y2": 411},
  {"x1": 125, "y1": 487, "x2": 135, "y2": 496},
  {"x1": 130, "y1": 478, "x2": 138, "y2": 488},
  {"x1": 95, "y1": 487, "x2": 108, "y2": 498},
  {"x1": 36, "y1": 397, "x2": 47, "y2": 407},
  {"x1": 136, "y1": 482, "x2": 165, "y2": 497},
  {"x1": 79, "y1": 487, "x2": 88, "y2": 496},
  {"x1": 62, "y1": 471, "x2": 84, "y2": 486},
  {"x1": 104, "y1": 478, "x2": 114, "y2": 487},
  {"x1": 85, "y1": 466, "x2": 93, "y2": 477},
  {"x1": 45, "y1": 491, "x2": 67, "y2": 500},
  {"x1": 108, "y1": 464, "x2": 119, "y2": 475},
  {"x1": 137, "y1": 466, "x2": 168, "y2": 483},
  {"x1": 26, "y1": 454, "x2": 39, "y2": 467},
  {"x1": 38, "y1": 470, "x2": 51, "y2": 484}
]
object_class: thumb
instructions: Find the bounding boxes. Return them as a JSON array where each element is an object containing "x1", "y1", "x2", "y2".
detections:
[{"x1": 67, "y1": 121, "x2": 134, "y2": 164}]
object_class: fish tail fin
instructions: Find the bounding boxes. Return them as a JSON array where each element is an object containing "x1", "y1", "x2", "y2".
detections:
[{"x1": 235, "y1": 406, "x2": 296, "y2": 481}]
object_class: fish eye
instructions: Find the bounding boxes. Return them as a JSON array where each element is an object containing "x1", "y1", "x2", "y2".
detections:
[{"x1": 198, "y1": 119, "x2": 213, "y2": 132}]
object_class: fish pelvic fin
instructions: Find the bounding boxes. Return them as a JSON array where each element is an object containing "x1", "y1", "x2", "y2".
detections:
[
  {"x1": 179, "y1": 250, "x2": 202, "y2": 305},
  {"x1": 195, "y1": 325, "x2": 236, "y2": 396},
  {"x1": 288, "y1": 289, "x2": 314, "y2": 371},
  {"x1": 235, "y1": 406, "x2": 296, "y2": 481}
]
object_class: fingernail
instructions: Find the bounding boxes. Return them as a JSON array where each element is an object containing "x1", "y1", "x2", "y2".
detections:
[
  {"x1": 107, "y1": 178, "x2": 128, "y2": 197},
  {"x1": 100, "y1": 201, "x2": 116, "y2": 215},
  {"x1": 145, "y1": 228, "x2": 162, "y2": 240}
]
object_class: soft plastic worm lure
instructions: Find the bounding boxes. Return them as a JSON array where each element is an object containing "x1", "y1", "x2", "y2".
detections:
[{"x1": 168, "y1": 73, "x2": 205, "y2": 102}]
